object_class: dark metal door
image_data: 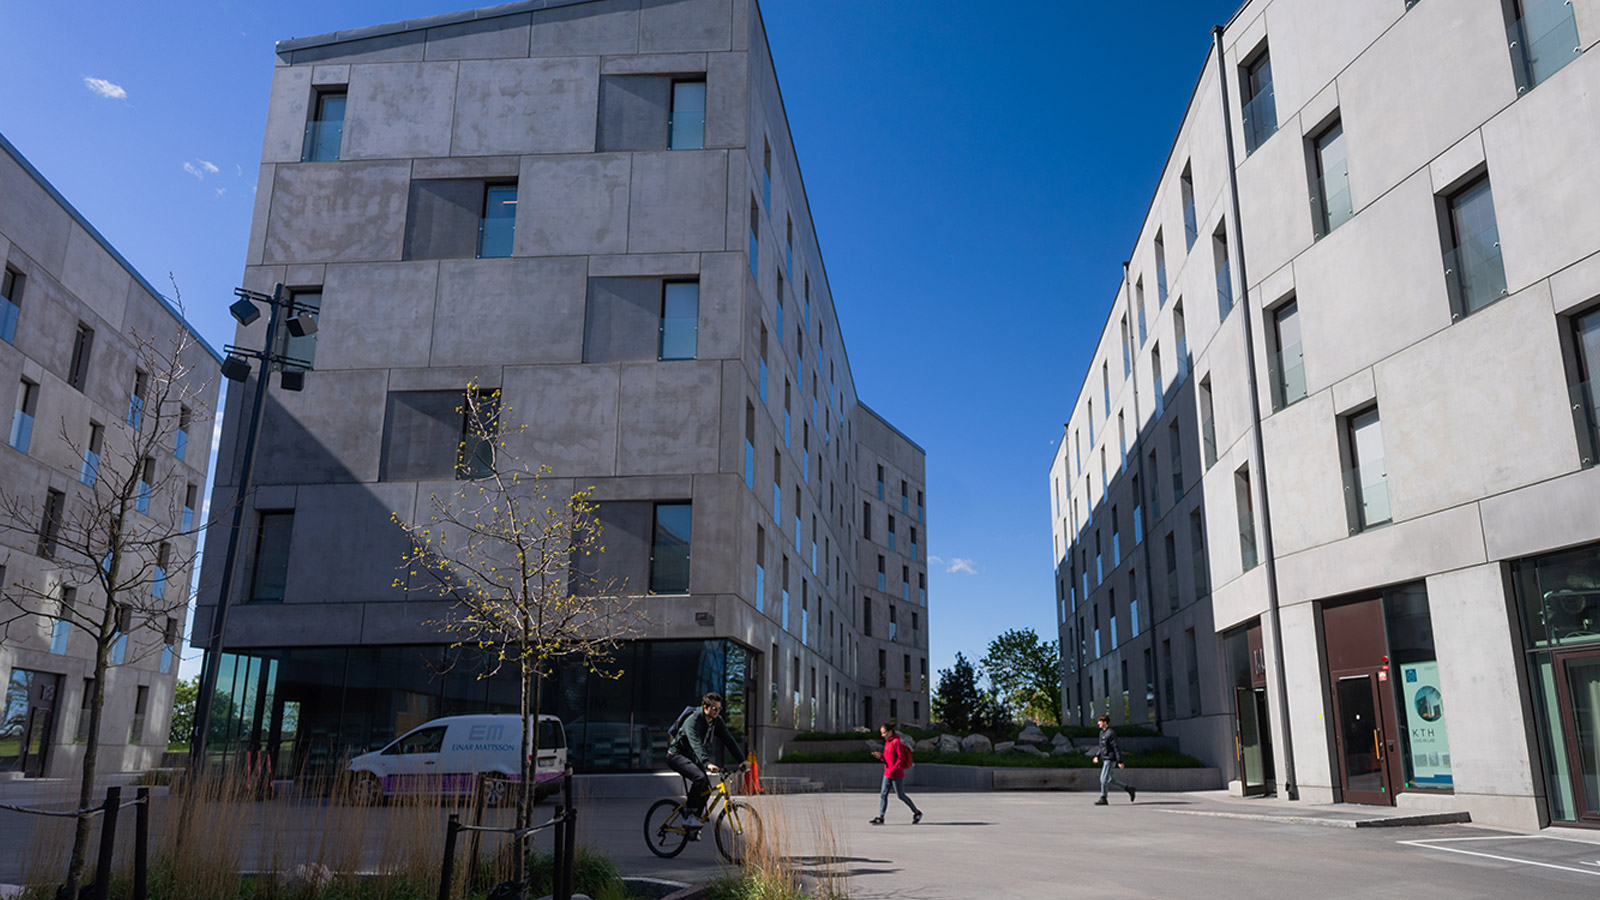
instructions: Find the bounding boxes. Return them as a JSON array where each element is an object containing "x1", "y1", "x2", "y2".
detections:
[
  {"x1": 1553, "y1": 649, "x2": 1600, "y2": 824},
  {"x1": 1235, "y1": 686, "x2": 1269, "y2": 796},
  {"x1": 1332, "y1": 673, "x2": 1394, "y2": 805}
]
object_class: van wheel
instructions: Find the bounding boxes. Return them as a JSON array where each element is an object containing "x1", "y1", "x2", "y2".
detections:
[
  {"x1": 482, "y1": 775, "x2": 512, "y2": 808},
  {"x1": 350, "y1": 773, "x2": 383, "y2": 806}
]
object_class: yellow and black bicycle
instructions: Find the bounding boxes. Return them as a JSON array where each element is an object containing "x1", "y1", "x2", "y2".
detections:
[{"x1": 643, "y1": 768, "x2": 764, "y2": 864}]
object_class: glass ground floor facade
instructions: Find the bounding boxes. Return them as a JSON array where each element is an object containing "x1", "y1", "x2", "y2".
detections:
[{"x1": 204, "y1": 640, "x2": 750, "y2": 779}]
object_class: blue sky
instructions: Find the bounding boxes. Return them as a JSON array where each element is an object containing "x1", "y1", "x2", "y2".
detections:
[{"x1": 0, "y1": 0, "x2": 1243, "y2": 689}]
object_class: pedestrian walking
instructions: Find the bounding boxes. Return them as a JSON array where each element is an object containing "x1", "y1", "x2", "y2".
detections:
[
  {"x1": 1091, "y1": 713, "x2": 1136, "y2": 805},
  {"x1": 869, "y1": 722, "x2": 923, "y2": 825}
]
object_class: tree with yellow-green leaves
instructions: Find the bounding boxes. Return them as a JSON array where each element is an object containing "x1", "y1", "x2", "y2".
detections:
[{"x1": 392, "y1": 384, "x2": 645, "y2": 894}]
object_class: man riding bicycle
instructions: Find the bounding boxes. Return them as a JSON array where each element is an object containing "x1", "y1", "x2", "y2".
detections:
[{"x1": 667, "y1": 692, "x2": 747, "y2": 830}]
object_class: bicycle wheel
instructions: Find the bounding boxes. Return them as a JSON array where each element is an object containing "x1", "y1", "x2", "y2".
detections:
[
  {"x1": 644, "y1": 798, "x2": 691, "y2": 858},
  {"x1": 715, "y1": 800, "x2": 764, "y2": 865}
]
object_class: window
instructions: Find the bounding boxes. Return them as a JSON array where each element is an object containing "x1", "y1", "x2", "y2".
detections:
[
  {"x1": 1345, "y1": 406, "x2": 1392, "y2": 532},
  {"x1": 744, "y1": 403, "x2": 756, "y2": 487},
  {"x1": 128, "y1": 369, "x2": 148, "y2": 428},
  {"x1": 901, "y1": 480, "x2": 909, "y2": 515},
  {"x1": 862, "y1": 501, "x2": 872, "y2": 540},
  {"x1": 910, "y1": 526, "x2": 918, "y2": 561},
  {"x1": 1162, "y1": 639, "x2": 1176, "y2": 719},
  {"x1": 1236, "y1": 465, "x2": 1258, "y2": 571},
  {"x1": 918, "y1": 571, "x2": 926, "y2": 604},
  {"x1": 772, "y1": 449, "x2": 781, "y2": 522},
  {"x1": 762, "y1": 138, "x2": 772, "y2": 210},
  {"x1": 877, "y1": 555, "x2": 885, "y2": 591},
  {"x1": 250, "y1": 511, "x2": 294, "y2": 602},
  {"x1": 754, "y1": 525, "x2": 766, "y2": 612},
  {"x1": 1154, "y1": 232, "x2": 1168, "y2": 307},
  {"x1": 863, "y1": 596, "x2": 872, "y2": 637},
  {"x1": 456, "y1": 389, "x2": 498, "y2": 479},
  {"x1": 0, "y1": 266, "x2": 22, "y2": 343},
  {"x1": 10, "y1": 380, "x2": 37, "y2": 452},
  {"x1": 1505, "y1": 0, "x2": 1581, "y2": 94},
  {"x1": 889, "y1": 603, "x2": 898, "y2": 642},
  {"x1": 1311, "y1": 118, "x2": 1352, "y2": 237},
  {"x1": 39, "y1": 489, "x2": 64, "y2": 558},
  {"x1": 783, "y1": 381, "x2": 791, "y2": 447},
  {"x1": 281, "y1": 290, "x2": 320, "y2": 369},
  {"x1": 1270, "y1": 300, "x2": 1306, "y2": 410},
  {"x1": 1093, "y1": 604, "x2": 1102, "y2": 658},
  {"x1": 76, "y1": 679, "x2": 93, "y2": 742},
  {"x1": 1121, "y1": 316, "x2": 1132, "y2": 376},
  {"x1": 1102, "y1": 361, "x2": 1111, "y2": 410},
  {"x1": 129, "y1": 685, "x2": 149, "y2": 744},
  {"x1": 1170, "y1": 421, "x2": 1183, "y2": 505},
  {"x1": 182, "y1": 483, "x2": 197, "y2": 532},
  {"x1": 658, "y1": 281, "x2": 699, "y2": 360},
  {"x1": 1181, "y1": 164, "x2": 1198, "y2": 250},
  {"x1": 781, "y1": 557, "x2": 791, "y2": 628},
  {"x1": 901, "y1": 565, "x2": 910, "y2": 603},
  {"x1": 478, "y1": 184, "x2": 517, "y2": 258},
  {"x1": 160, "y1": 617, "x2": 179, "y2": 675},
  {"x1": 1128, "y1": 570, "x2": 1140, "y2": 638},
  {"x1": 1186, "y1": 627, "x2": 1202, "y2": 714},
  {"x1": 1152, "y1": 346, "x2": 1164, "y2": 418},
  {"x1": 68, "y1": 324, "x2": 94, "y2": 392},
  {"x1": 1241, "y1": 47, "x2": 1277, "y2": 154},
  {"x1": 1199, "y1": 377, "x2": 1217, "y2": 469},
  {"x1": 1147, "y1": 448, "x2": 1161, "y2": 519},
  {"x1": 786, "y1": 217, "x2": 794, "y2": 277},
  {"x1": 1095, "y1": 529, "x2": 1103, "y2": 584},
  {"x1": 302, "y1": 89, "x2": 346, "y2": 161},
  {"x1": 1165, "y1": 531, "x2": 1179, "y2": 612},
  {"x1": 749, "y1": 196, "x2": 760, "y2": 279},
  {"x1": 888, "y1": 514, "x2": 897, "y2": 553},
  {"x1": 878, "y1": 649, "x2": 887, "y2": 687},
  {"x1": 668, "y1": 79, "x2": 706, "y2": 149},
  {"x1": 135, "y1": 457, "x2": 154, "y2": 514},
  {"x1": 51, "y1": 587, "x2": 74, "y2": 655},
  {"x1": 1214, "y1": 225, "x2": 1234, "y2": 321},
  {"x1": 759, "y1": 325, "x2": 769, "y2": 404},
  {"x1": 1568, "y1": 308, "x2": 1600, "y2": 467},
  {"x1": 1173, "y1": 302, "x2": 1188, "y2": 383},
  {"x1": 1131, "y1": 475, "x2": 1143, "y2": 543},
  {"x1": 174, "y1": 406, "x2": 191, "y2": 461},
  {"x1": 1136, "y1": 278, "x2": 1147, "y2": 344},
  {"x1": 1442, "y1": 176, "x2": 1508, "y2": 320},
  {"x1": 378, "y1": 390, "x2": 496, "y2": 481},
  {"x1": 153, "y1": 542, "x2": 171, "y2": 600},
  {"x1": 1111, "y1": 506, "x2": 1121, "y2": 566},
  {"x1": 1190, "y1": 508, "x2": 1209, "y2": 598}
]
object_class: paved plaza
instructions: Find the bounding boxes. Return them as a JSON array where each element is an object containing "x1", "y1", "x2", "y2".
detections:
[{"x1": 5, "y1": 779, "x2": 1600, "y2": 898}]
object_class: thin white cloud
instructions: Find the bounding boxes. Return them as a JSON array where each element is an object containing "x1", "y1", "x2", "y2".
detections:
[
  {"x1": 928, "y1": 555, "x2": 977, "y2": 575},
  {"x1": 183, "y1": 159, "x2": 220, "y2": 181},
  {"x1": 215, "y1": 188, "x2": 227, "y2": 198},
  {"x1": 83, "y1": 77, "x2": 127, "y2": 99}
]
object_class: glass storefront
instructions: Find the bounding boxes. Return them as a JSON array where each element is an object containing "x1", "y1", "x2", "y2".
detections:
[
  {"x1": 1513, "y1": 542, "x2": 1600, "y2": 825},
  {"x1": 204, "y1": 640, "x2": 751, "y2": 779},
  {"x1": 1384, "y1": 584, "x2": 1452, "y2": 790}
]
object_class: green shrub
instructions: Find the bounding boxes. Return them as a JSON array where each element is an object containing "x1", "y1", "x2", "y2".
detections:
[{"x1": 523, "y1": 847, "x2": 629, "y2": 900}]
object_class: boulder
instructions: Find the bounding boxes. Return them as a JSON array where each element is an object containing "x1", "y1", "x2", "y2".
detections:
[
  {"x1": 937, "y1": 733, "x2": 962, "y2": 753},
  {"x1": 1017, "y1": 723, "x2": 1047, "y2": 745},
  {"x1": 1050, "y1": 744, "x2": 1077, "y2": 755},
  {"x1": 1050, "y1": 732, "x2": 1072, "y2": 748},
  {"x1": 914, "y1": 737, "x2": 938, "y2": 753},
  {"x1": 285, "y1": 864, "x2": 333, "y2": 892},
  {"x1": 994, "y1": 741, "x2": 1016, "y2": 754},
  {"x1": 960, "y1": 734, "x2": 993, "y2": 754},
  {"x1": 1014, "y1": 744, "x2": 1046, "y2": 757}
]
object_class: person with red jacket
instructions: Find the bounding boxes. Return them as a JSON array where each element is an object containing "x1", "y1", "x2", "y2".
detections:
[{"x1": 869, "y1": 722, "x2": 923, "y2": 825}]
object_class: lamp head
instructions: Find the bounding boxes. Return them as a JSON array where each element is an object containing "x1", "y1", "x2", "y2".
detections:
[
  {"x1": 221, "y1": 356, "x2": 252, "y2": 382},
  {"x1": 280, "y1": 369, "x2": 306, "y2": 392},
  {"x1": 286, "y1": 312, "x2": 318, "y2": 338},
  {"x1": 228, "y1": 298, "x2": 261, "y2": 326}
]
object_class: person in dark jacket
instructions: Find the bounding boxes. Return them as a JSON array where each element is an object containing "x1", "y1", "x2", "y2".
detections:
[
  {"x1": 1091, "y1": 713, "x2": 1136, "y2": 805},
  {"x1": 667, "y1": 692, "x2": 746, "y2": 828},
  {"x1": 869, "y1": 722, "x2": 923, "y2": 825}
]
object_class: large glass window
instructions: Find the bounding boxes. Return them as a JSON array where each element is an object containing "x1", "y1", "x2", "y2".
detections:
[
  {"x1": 478, "y1": 184, "x2": 517, "y2": 259},
  {"x1": 1236, "y1": 465, "x2": 1258, "y2": 571},
  {"x1": 280, "y1": 290, "x2": 320, "y2": 370},
  {"x1": 1384, "y1": 583, "x2": 1452, "y2": 790},
  {"x1": 1311, "y1": 119, "x2": 1352, "y2": 237},
  {"x1": 68, "y1": 324, "x2": 94, "y2": 392},
  {"x1": 1270, "y1": 300, "x2": 1306, "y2": 410},
  {"x1": 250, "y1": 511, "x2": 294, "y2": 603},
  {"x1": 302, "y1": 90, "x2": 346, "y2": 162},
  {"x1": 1506, "y1": 0, "x2": 1582, "y2": 95},
  {"x1": 658, "y1": 281, "x2": 698, "y2": 360},
  {"x1": 668, "y1": 80, "x2": 706, "y2": 150},
  {"x1": 1442, "y1": 176, "x2": 1507, "y2": 320},
  {"x1": 0, "y1": 267, "x2": 22, "y2": 344},
  {"x1": 1180, "y1": 165, "x2": 1197, "y2": 250},
  {"x1": 1571, "y1": 308, "x2": 1600, "y2": 467},
  {"x1": 1345, "y1": 406, "x2": 1391, "y2": 532},
  {"x1": 9, "y1": 380, "x2": 37, "y2": 453},
  {"x1": 649, "y1": 502, "x2": 692, "y2": 594},
  {"x1": 1241, "y1": 48, "x2": 1277, "y2": 155}
]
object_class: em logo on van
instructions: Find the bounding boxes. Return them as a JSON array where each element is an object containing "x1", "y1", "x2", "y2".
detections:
[{"x1": 468, "y1": 724, "x2": 506, "y2": 741}]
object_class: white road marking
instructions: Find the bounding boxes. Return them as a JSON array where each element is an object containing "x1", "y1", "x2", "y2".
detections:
[{"x1": 1399, "y1": 836, "x2": 1600, "y2": 878}]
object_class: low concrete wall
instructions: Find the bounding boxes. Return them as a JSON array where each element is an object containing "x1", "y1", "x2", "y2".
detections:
[
  {"x1": 781, "y1": 739, "x2": 875, "y2": 756},
  {"x1": 765, "y1": 763, "x2": 1219, "y2": 792}
]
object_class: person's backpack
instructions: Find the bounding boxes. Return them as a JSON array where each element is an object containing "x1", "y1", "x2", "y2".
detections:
[
  {"x1": 667, "y1": 705, "x2": 697, "y2": 746},
  {"x1": 902, "y1": 737, "x2": 915, "y2": 770}
]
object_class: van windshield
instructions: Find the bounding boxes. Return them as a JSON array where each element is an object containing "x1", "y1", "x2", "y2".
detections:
[{"x1": 539, "y1": 720, "x2": 565, "y2": 750}]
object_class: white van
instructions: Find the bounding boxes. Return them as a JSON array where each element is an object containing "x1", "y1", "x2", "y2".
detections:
[{"x1": 347, "y1": 714, "x2": 566, "y2": 805}]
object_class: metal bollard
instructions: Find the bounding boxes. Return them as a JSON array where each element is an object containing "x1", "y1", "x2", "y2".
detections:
[
  {"x1": 560, "y1": 768, "x2": 576, "y2": 900},
  {"x1": 92, "y1": 787, "x2": 121, "y2": 900},
  {"x1": 437, "y1": 814, "x2": 460, "y2": 900},
  {"x1": 551, "y1": 800, "x2": 566, "y2": 900},
  {"x1": 467, "y1": 777, "x2": 487, "y2": 890},
  {"x1": 134, "y1": 788, "x2": 150, "y2": 900}
]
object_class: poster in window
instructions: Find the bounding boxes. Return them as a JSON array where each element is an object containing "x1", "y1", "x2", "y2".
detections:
[{"x1": 1400, "y1": 661, "x2": 1452, "y2": 786}]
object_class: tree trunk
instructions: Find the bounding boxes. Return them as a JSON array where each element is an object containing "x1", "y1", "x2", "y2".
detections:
[{"x1": 63, "y1": 609, "x2": 114, "y2": 897}]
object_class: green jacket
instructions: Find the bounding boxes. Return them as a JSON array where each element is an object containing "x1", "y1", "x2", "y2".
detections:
[{"x1": 672, "y1": 712, "x2": 744, "y2": 768}]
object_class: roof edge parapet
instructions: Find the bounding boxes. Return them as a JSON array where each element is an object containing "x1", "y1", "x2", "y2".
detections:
[{"x1": 276, "y1": 0, "x2": 604, "y2": 53}]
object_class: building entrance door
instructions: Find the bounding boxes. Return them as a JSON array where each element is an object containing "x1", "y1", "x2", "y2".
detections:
[
  {"x1": 1234, "y1": 686, "x2": 1273, "y2": 796},
  {"x1": 1553, "y1": 649, "x2": 1600, "y2": 824},
  {"x1": 1332, "y1": 673, "x2": 1396, "y2": 805}
]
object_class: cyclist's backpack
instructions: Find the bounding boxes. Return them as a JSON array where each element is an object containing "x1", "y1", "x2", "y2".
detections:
[
  {"x1": 903, "y1": 739, "x2": 915, "y2": 770},
  {"x1": 667, "y1": 705, "x2": 697, "y2": 745}
]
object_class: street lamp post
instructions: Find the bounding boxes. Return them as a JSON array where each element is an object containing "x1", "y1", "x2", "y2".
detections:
[{"x1": 189, "y1": 284, "x2": 314, "y2": 773}]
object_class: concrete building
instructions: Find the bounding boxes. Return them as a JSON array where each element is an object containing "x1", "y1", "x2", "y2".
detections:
[
  {"x1": 0, "y1": 132, "x2": 222, "y2": 777},
  {"x1": 194, "y1": 0, "x2": 928, "y2": 775},
  {"x1": 1049, "y1": 0, "x2": 1600, "y2": 830}
]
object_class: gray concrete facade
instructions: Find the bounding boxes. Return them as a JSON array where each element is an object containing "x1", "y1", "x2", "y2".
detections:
[
  {"x1": 196, "y1": 0, "x2": 927, "y2": 766},
  {"x1": 1049, "y1": 0, "x2": 1600, "y2": 831},
  {"x1": 0, "y1": 132, "x2": 222, "y2": 777}
]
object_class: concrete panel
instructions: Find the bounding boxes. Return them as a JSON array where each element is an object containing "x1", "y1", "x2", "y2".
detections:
[
  {"x1": 244, "y1": 164, "x2": 276, "y2": 267},
  {"x1": 452, "y1": 57, "x2": 601, "y2": 156},
  {"x1": 1376, "y1": 285, "x2": 1575, "y2": 518},
  {"x1": 1329, "y1": 368, "x2": 1376, "y2": 417},
  {"x1": 254, "y1": 369, "x2": 388, "y2": 485},
  {"x1": 601, "y1": 53, "x2": 706, "y2": 75},
  {"x1": 627, "y1": 150, "x2": 728, "y2": 253},
  {"x1": 1291, "y1": 172, "x2": 1454, "y2": 390},
  {"x1": 587, "y1": 253, "x2": 698, "y2": 277},
  {"x1": 687, "y1": 474, "x2": 739, "y2": 595},
  {"x1": 360, "y1": 601, "x2": 458, "y2": 644},
  {"x1": 342, "y1": 63, "x2": 459, "y2": 160},
  {"x1": 311, "y1": 65, "x2": 349, "y2": 87},
  {"x1": 316, "y1": 262, "x2": 440, "y2": 370},
  {"x1": 584, "y1": 276, "x2": 661, "y2": 363},
  {"x1": 598, "y1": 74, "x2": 672, "y2": 151},
  {"x1": 1338, "y1": 0, "x2": 1518, "y2": 204},
  {"x1": 518, "y1": 153, "x2": 632, "y2": 256},
  {"x1": 288, "y1": 31, "x2": 426, "y2": 66},
  {"x1": 1549, "y1": 249, "x2": 1600, "y2": 315},
  {"x1": 0, "y1": 151, "x2": 73, "y2": 275},
  {"x1": 285, "y1": 264, "x2": 326, "y2": 288},
  {"x1": 639, "y1": 0, "x2": 732, "y2": 53},
  {"x1": 615, "y1": 360, "x2": 721, "y2": 475},
  {"x1": 1259, "y1": 390, "x2": 1347, "y2": 556},
  {"x1": 429, "y1": 257, "x2": 588, "y2": 367},
  {"x1": 386, "y1": 366, "x2": 503, "y2": 393},
  {"x1": 60, "y1": 227, "x2": 131, "y2": 332},
  {"x1": 1481, "y1": 50, "x2": 1600, "y2": 294},
  {"x1": 262, "y1": 162, "x2": 410, "y2": 264},
  {"x1": 1426, "y1": 565, "x2": 1538, "y2": 801},
  {"x1": 1275, "y1": 504, "x2": 1487, "y2": 607},
  {"x1": 696, "y1": 252, "x2": 743, "y2": 360},
  {"x1": 1277, "y1": 599, "x2": 1336, "y2": 796},
  {"x1": 705, "y1": 52, "x2": 747, "y2": 150},
  {"x1": 223, "y1": 593, "x2": 364, "y2": 648},
  {"x1": 731, "y1": 0, "x2": 749, "y2": 52},
  {"x1": 500, "y1": 364, "x2": 620, "y2": 476},
  {"x1": 1428, "y1": 131, "x2": 1486, "y2": 194},
  {"x1": 423, "y1": 14, "x2": 532, "y2": 60},
  {"x1": 1263, "y1": 0, "x2": 1396, "y2": 122},
  {"x1": 287, "y1": 482, "x2": 418, "y2": 606},
  {"x1": 260, "y1": 66, "x2": 313, "y2": 165},
  {"x1": 411, "y1": 156, "x2": 522, "y2": 180},
  {"x1": 1235, "y1": 109, "x2": 1313, "y2": 287},
  {"x1": 530, "y1": 0, "x2": 640, "y2": 58},
  {"x1": 1480, "y1": 465, "x2": 1600, "y2": 561}
]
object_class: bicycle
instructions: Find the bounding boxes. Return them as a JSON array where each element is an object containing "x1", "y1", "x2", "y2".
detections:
[{"x1": 643, "y1": 768, "x2": 764, "y2": 864}]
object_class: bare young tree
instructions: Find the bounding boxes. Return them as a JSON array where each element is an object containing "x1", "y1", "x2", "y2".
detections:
[
  {"x1": 393, "y1": 384, "x2": 644, "y2": 894},
  {"x1": 0, "y1": 299, "x2": 215, "y2": 897}
]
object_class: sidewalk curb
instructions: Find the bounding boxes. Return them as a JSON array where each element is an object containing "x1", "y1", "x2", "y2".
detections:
[{"x1": 1160, "y1": 809, "x2": 1472, "y2": 828}]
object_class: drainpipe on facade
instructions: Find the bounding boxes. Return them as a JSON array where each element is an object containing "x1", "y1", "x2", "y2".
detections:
[
  {"x1": 1124, "y1": 259, "x2": 1164, "y2": 735},
  {"x1": 1212, "y1": 24, "x2": 1298, "y2": 801}
]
